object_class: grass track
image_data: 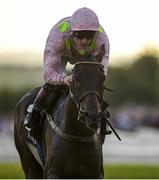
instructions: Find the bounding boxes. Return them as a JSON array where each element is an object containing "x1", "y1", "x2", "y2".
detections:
[
  {"x1": 104, "y1": 164, "x2": 159, "y2": 179},
  {"x1": 0, "y1": 163, "x2": 159, "y2": 179}
]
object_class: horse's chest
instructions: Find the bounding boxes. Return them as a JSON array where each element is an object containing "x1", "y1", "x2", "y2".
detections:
[{"x1": 51, "y1": 140, "x2": 102, "y2": 177}]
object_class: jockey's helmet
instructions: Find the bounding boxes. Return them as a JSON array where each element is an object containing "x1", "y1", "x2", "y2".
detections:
[{"x1": 70, "y1": 7, "x2": 99, "y2": 32}]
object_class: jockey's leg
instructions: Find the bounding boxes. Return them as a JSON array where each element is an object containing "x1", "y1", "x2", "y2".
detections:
[{"x1": 24, "y1": 85, "x2": 49, "y2": 132}]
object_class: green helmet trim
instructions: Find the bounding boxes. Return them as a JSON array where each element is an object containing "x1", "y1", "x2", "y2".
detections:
[
  {"x1": 98, "y1": 25, "x2": 103, "y2": 33},
  {"x1": 58, "y1": 21, "x2": 70, "y2": 32}
]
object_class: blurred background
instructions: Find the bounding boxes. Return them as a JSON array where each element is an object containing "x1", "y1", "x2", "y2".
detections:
[{"x1": 0, "y1": 0, "x2": 159, "y2": 178}]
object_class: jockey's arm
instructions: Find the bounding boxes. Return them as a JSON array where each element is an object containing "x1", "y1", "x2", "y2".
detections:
[
  {"x1": 43, "y1": 27, "x2": 67, "y2": 86},
  {"x1": 101, "y1": 33, "x2": 110, "y2": 77}
]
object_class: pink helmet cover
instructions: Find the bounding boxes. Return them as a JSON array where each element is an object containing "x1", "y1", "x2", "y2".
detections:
[{"x1": 70, "y1": 7, "x2": 99, "y2": 31}]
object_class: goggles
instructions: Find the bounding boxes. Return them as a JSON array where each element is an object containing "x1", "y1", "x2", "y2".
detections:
[{"x1": 73, "y1": 31, "x2": 96, "y2": 40}]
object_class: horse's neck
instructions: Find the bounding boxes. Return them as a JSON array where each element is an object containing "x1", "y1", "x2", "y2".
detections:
[{"x1": 63, "y1": 95, "x2": 91, "y2": 136}]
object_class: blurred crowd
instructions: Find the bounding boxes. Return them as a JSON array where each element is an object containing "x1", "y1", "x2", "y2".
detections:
[
  {"x1": 0, "y1": 113, "x2": 13, "y2": 136},
  {"x1": 111, "y1": 105, "x2": 159, "y2": 131}
]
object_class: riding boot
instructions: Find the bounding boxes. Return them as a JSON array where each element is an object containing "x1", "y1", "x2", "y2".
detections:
[{"x1": 24, "y1": 86, "x2": 48, "y2": 133}]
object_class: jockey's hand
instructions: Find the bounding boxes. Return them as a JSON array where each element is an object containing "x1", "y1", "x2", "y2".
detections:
[{"x1": 62, "y1": 75, "x2": 72, "y2": 86}]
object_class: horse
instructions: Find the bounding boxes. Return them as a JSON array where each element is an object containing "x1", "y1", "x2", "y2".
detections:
[{"x1": 14, "y1": 61, "x2": 106, "y2": 178}]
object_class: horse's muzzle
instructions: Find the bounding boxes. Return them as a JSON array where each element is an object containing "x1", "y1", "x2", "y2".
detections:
[{"x1": 84, "y1": 111, "x2": 103, "y2": 132}]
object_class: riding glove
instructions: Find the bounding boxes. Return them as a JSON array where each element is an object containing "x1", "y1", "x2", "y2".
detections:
[{"x1": 62, "y1": 75, "x2": 72, "y2": 86}]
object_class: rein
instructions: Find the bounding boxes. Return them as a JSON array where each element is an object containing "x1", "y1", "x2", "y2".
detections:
[{"x1": 45, "y1": 110, "x2": 98, "y2": 142}]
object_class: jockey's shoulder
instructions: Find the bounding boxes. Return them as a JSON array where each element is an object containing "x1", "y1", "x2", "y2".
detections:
[
  {"x1": 45, "y1": 17, "x2": 71, "y2": 45},
  {"x1": 49, "y1": 17, "x2": 72, "y2": 36}
]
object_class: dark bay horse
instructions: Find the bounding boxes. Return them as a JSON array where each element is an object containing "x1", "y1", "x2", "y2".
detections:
[{"x1": 14, "y1": 62, "x2": 106, "y2": 178}]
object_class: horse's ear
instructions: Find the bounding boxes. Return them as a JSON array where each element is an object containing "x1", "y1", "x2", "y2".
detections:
[{"x1": 95, "y1": 44, "x2": 105, "y2": 62}]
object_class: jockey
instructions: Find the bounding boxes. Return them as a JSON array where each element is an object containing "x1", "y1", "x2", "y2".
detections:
[{"x1": 24, "y1": 7, "x2": 110, "y2": 136}]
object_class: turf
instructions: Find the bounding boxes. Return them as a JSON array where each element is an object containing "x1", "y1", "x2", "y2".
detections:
[
  {"x1": 104, "y1": 164, "x2": 159, "y2": 179},
  {"x1": 0, "y1": 163, "x2": 159, "y2": 179},
  {"x1": 0, "y1": 163, "x2": 24, "y2": 179}
]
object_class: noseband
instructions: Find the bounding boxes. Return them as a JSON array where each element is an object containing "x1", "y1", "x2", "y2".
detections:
[
  {"x1": 69, "y1": 88, "x2": 102, "y2": 122},
  {"x1": 78, "y1": 91, "x2": 102, "y2": 104}
]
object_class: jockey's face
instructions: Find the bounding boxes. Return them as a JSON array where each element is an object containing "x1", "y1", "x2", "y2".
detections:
[{"x1": 73, "y1": 31, "x2": 96, "y2": 50}]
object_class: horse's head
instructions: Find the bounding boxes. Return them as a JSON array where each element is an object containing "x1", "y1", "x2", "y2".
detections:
[{"x1": 70, "y1": 62, "x2": 106, "y2": 132}]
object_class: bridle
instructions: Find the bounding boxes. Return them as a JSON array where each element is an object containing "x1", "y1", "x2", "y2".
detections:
[
  {"x1": 46, "y1": 61, "x2": 122, "y2": 142},
  {"x1": 70, "y1": 62, "x2": 112, "y2": 108},
  {"x1": 70, "y1": 61, "x2": 104, "y2": 122}
]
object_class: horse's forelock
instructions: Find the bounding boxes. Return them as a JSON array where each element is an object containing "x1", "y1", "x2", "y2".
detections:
[{"x1": 73, "y1": 62, "x2": 105, "y2": 80}]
